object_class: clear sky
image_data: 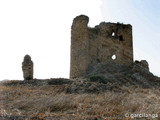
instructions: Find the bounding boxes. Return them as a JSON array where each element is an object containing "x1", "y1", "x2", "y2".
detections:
[{"x1": 0, "y1": 0, "x2": 159, "y2": 80}]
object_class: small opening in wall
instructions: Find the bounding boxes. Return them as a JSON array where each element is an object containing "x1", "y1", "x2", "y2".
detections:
[
  {"x1": 112, "y1": 32, "x2": 115, "y2": 37},
  {"x1": 112, "y1": 54, "x2": 116, "y2": 60},
  {"x1": 119, "y1": 35, "x2": 123, "y2": 41}
]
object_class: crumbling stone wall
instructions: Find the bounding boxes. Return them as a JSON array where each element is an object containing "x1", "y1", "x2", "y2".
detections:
[
  {"x1": 133, "y1": 60, "x2": 149, "y2": 73},
  {"x1": 22, "y1": 55, "x2": 33, "y2": 80},
  {"x1": 70, "y1": 15, "x2": 133, "y2": 78}
]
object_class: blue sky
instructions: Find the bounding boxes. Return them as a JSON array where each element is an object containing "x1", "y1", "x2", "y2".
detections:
[{"x1": 0, "y1": 0, "x2": 159, "y2": 80}]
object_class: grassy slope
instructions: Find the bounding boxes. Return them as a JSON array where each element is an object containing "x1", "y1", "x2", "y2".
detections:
[{"x1": 0, "y1": 80, "x2": 160, "y2": 120}]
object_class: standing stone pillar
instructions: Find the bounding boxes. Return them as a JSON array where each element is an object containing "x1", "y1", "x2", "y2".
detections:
[{"x1": 22, "y1": 55, "x2": 33, "y2": 80}]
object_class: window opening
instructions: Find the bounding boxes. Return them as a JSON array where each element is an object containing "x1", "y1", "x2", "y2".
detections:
[
  {"x1": 112, "y1": 32, "x2": 115, "y2": 37},
  {"x1": 119, "y1": 35, "x2": 123, "y2": 41},
  {"x1": 112, "y1": 54, "x2": 116, "y2": 60}
]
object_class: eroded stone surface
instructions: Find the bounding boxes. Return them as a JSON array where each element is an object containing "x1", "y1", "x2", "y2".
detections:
[
  {"x1": 22, "y1": 55, "x2": 33, "y2": 80},
  {"x1": 70, "y1": 15, "x2": 133, "y2": 78},
  {"x1": 133, "y1": 60, "x2": 149, "y2": 73}
]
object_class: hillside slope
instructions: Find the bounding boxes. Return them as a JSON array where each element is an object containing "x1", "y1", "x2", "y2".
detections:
[{"x1": 0, "y1": 63, "x2": 160, "y2": 120}]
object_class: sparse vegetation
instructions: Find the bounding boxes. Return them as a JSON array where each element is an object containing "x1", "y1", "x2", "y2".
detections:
[
  {"x1": 0, "y1": 65, "x2": 159, "y2": 119},
  {"x1": 88, "y1": 74, "x2": 106, "y2": 84},
  {"x1": 0, "y1": 79, "x2": 160, "y2": 120}
]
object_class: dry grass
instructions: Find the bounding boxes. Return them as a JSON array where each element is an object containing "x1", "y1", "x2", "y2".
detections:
[{"x1": 0, "y1": 82, "x2": 160, "y2": 120}]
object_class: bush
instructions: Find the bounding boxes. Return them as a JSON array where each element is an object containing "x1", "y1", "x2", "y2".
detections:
[{"x1": 88, "y1": 74, "x2": 107, "y2": 84}]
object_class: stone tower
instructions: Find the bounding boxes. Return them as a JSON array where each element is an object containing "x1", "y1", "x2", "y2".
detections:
[
  {"x1": 22, "y1": 54, "x2": 34, "y2": 80},
  {"x1": 70, "y1": 15, "x2": 133, "y2": 78}
]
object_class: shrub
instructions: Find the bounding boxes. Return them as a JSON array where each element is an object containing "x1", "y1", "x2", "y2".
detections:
[{"x1": 88, "y1": 74, "x2": 107, "y2": 84}]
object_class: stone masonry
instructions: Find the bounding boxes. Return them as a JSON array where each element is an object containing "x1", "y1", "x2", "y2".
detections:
[
  {"x1": 22, "y1": 55, "x2": 34, "y2": 80},
  {"x1": 70, "y1": 15, "x2": 133, "y2": 78},
  {"x1": 133, "y1": 60, "x2": 149, "y2": 73}
]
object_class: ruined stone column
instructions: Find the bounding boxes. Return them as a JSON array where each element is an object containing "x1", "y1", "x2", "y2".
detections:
[
  {"x1": 70, "y1": 15, "x2": 90, "y2": 79},
  {"x1": 22, "y1": 55, "x2": 33, "y2": 80}
]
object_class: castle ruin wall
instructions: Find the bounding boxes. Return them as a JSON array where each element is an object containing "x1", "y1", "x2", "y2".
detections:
[{"x1": 70, "y1": 15, "x2": 133, "y2": 78}]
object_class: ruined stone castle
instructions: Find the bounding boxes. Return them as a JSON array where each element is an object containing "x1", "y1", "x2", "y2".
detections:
[
  {"x1": 21, "y1": 15, "x2": 149, "y2": 80},
  {"x1": 70, "y1": 15, "x2": 133, "y2": 78}
]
